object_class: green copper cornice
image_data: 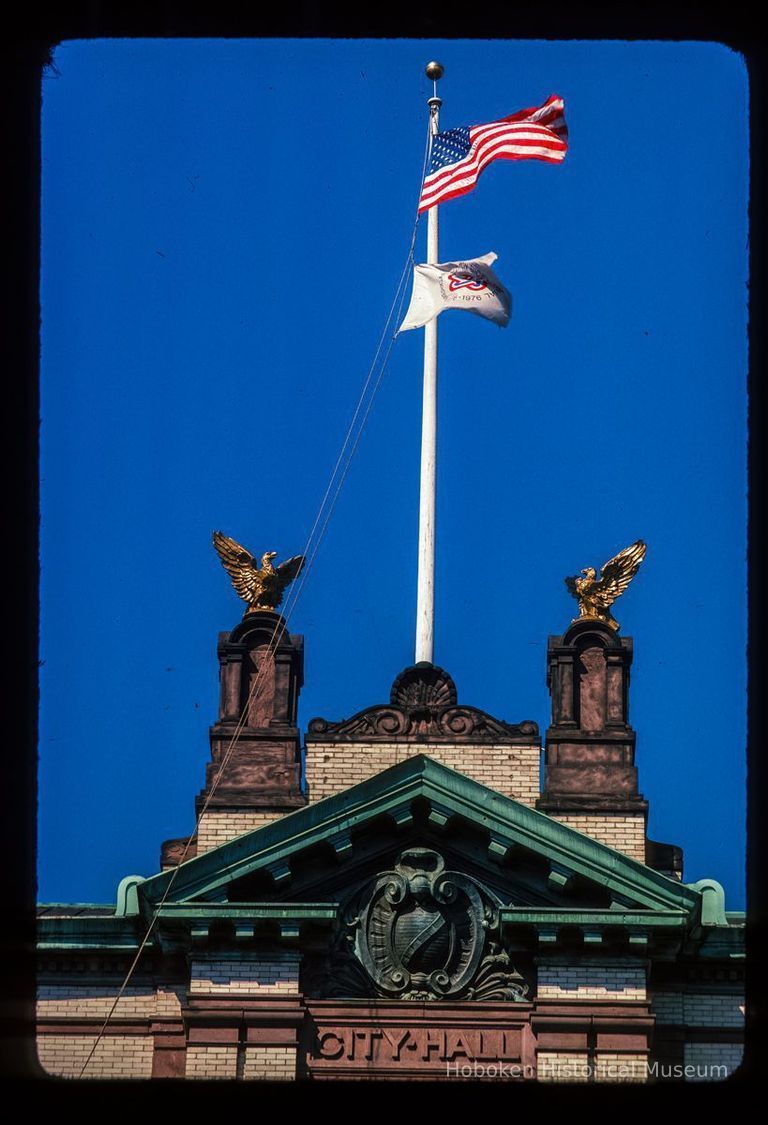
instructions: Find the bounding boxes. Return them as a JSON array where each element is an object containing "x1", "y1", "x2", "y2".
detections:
[
  {"x1": 499, "y1": 908, "x2": 688, "y2": 928},
  {"x1": 38, "y1": 903, "x2": 339, "y2": 952},
  {"x1": 40, "y1": 759, "x2": 742, "y2": 960},
  {"x1": 38, "y1": 914, "x2": 141, "y2": 951},
  {"x1": 137, "y1": 755, "x2": 700, "y2": 914}
]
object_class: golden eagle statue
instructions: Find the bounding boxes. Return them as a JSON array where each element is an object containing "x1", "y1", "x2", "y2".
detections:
[
  {"x1": 212, "y1": 531, "x2": 305, "y2": 615},
  {"x1": 565, "y1": 540, "x2": 646, "y2": 632}
]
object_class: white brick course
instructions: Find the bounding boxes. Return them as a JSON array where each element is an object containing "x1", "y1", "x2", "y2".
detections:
[
  {"x1": 551, "y1": 813, "x2": 646, "y2": 861},
  {"x1": 242, "y1": 1046, "x2": 296, "y2": 1080},
  {"x1": 197, "y1": 810, "x2": 283, "y2": 853},
  {"x1": 594, "y1": 1052, "x2": 648, "y2": 1082},
  {"x1": 305, "y1": 741, "x2": 541, "y2": 806},
  {"x1": 37, "y1": 1034, "x2": 154, "y2": 1079},
  {"x1": 651, "y1": 990, "x2": 745, "y2": 1028},
  {"x1": 683, "y1": 1042, "x2": 743, "y2": 1080},
  {"x1": 190, "y1": 954, "x2": 300, "y2": 995},
  {"x1": 537, "y1": 960, "x2": 647, "y2": 1000},
  {"x1": 538, "y1": 1051, "x2": 591, "y2": 1082},
  {"x1": 37, "y1": 983, "x2": 184, "y2": 1019},
  {"x1": 186, "y1": 1045, "x2": 238, "y2": 1079}
]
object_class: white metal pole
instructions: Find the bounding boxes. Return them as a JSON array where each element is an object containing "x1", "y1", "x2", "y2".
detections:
[{"x1": 415, "y1": 82, "x2": 442, "y2": 665}]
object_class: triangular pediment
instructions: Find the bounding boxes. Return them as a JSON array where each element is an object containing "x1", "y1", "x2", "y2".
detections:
[{"x1": 138, "y1": 756, "x2": 700, "y2": 926}]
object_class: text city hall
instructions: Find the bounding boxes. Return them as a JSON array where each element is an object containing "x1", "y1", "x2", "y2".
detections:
[{"x1": 315, "y1": 1028, "x2": 521, "y2": 1062}]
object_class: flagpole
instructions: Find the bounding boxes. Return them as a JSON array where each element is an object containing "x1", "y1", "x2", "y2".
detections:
[{"x1": 415, "y1": 62, "x2": 444, "y2": 666}]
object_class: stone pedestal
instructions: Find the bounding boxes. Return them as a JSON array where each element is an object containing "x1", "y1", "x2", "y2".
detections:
[
  {"x1": 161, "y1": 611, "x2": 307, "y2": 862},
  {"x1": 196, "y1": 611, "x2": 306, "y2": 849},
  {"x1": 538, "y1": 620, "x2": 648, "y2": 860}
]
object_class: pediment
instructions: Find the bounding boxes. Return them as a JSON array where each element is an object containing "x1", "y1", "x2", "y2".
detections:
[{"x1": 138, "y1": 755, "x2": 699, "y2": 924}]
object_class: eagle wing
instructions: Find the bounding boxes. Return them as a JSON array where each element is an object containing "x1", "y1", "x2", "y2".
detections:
[
  {"x1": 276, "y1": 554, "x2": 305, "y2": 594},
  {"x1": 593, "y1": 540, "x2": 646, "y2": 609},
  {"x1": 212, "y1": 531, "x2": 265, "y2": 604},
  {"x1": 564, "y1": 575, "x2": 580, "y2": 599}
]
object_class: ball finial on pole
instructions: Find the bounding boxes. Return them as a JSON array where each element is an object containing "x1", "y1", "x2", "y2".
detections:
[{"x1": 425, "y1": 61, "x2": 444, "y2": 81}]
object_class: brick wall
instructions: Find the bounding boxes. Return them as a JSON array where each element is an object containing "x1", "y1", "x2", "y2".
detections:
[
  {"x1": 594, "y1": 1052, "x2": 647, "y2": 1082},
  {"x1": 538, "y1": 1051, "x2": 649, "y2": 1083},
  {"x1": 305, "y1": 741, "x2": 541, "y2": 806},
  {"x1": 186, "y1": 1045, "x2": 238, "y2": 1079},
  {"x1": 650, "y1": 989, "x2": 744, "y2": 1027},
  {"x1": 185, "y1": 1044, "x2": 297, "y2": 1081},
  {"x1": 551, "y1": 813, "x2": 646, "y2": 862},
  {"x1": 537, "y1": 959, "x2": 647, "y2": 1001},
  {"x1": 37, "y1": 983, "x2": 185, "y2": 1019},
  {"x1": 242, "y1": 1046, "x2": 296, "y2": 1080},
  {"x1": 186, "y1": 956, "x2": 301, "y2": 1081},
  {"x1": 537, "y1": 1051, "x2": 591, "y2": 1082},
  {"x1": 683, "y1": 1043, "x2": 743, "y2": 1080},
  {"x1": 190, "y1": 954, "x2": 300, "y2": 996},
  {"x1": 197, "y1": 748, "x2": 656, "y2": 864},
  {"x1": 37, "y1": 1034, "x2": 154, "y2": 1079},
  {"x1": 197, "y1": 810, "x2": 283, "y2": 853}
]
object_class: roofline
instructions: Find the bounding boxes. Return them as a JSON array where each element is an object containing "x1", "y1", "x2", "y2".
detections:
[{"x1": 136, "y1": 754, "x2": 701, "y2": 915}]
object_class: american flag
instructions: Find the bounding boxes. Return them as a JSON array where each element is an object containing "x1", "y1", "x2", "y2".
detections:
[{"x1": 418, "y1": 94, "x2": 568, "y2": 214}]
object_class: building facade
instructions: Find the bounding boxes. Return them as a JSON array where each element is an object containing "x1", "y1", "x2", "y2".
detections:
[{"x1": 36, "y1": 611, "x2": 745, "y2": 1082}]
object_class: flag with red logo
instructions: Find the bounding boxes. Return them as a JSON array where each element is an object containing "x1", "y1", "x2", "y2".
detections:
[{"x1": 398, "y1": 252, "x2": 511, "y2": 332}]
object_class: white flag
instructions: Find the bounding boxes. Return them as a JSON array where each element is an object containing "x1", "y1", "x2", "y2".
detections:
[{"x1": 398, "y1": 251, "x2": 511, "y2": 332}]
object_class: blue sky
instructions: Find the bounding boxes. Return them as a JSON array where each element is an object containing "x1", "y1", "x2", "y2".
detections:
[{"x1": 39, "y1": 39, "x2": 748, "y2": 908}]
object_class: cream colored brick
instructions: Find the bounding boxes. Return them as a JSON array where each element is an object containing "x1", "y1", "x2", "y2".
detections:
[
  {"x1": 190, "y1": 954, "x2": 300, "y2": 996},
  {"x1": 651, "y1": 990, "x2": 744, "y2": 1028},
  {"x1": 682, "y1": 1043, "x2": 743, "y2": 1080},
  {"x1": 37, "y1": 983, "x2": 185, "y2": 1020},
  {"x1": 594, "y1": 1053, "x2": 648, "y2": 1083},
  {"x1": 305, "y1": 742, "x2": 541, "y2": 806},
  {"x1": 186, "y1": 1046, "x2": 238, "y2": 1079},
  {"x1": 242, "y1": 1046, "x2": 296, "y2": 1081},
  {"x1": 37, "y1": 1034, "x2": 153, "y2": 1079},
  {"x1": 538, "y1": 960, "x2": 646, "y2": 1001},
  {"x1": 538, "y1": 1051, "x2": 591, "y2": 1082},
  {"x1": 197, "y1": 810, "x2": 283, "y2": 853},
  {"x1": 552, "y1": 813, "x2": 646, "y2": 861}
]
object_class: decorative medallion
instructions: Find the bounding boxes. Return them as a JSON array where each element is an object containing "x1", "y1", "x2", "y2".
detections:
[
  {"x1": 307, "y1": 664, "x2": 538, "y2": 743},
  {"x1": 310, "y1": 849, "x2": 529, "y2": 1002},
  {"x1": 390, "y1": 664, "x2": 457, "y2": 712}
]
